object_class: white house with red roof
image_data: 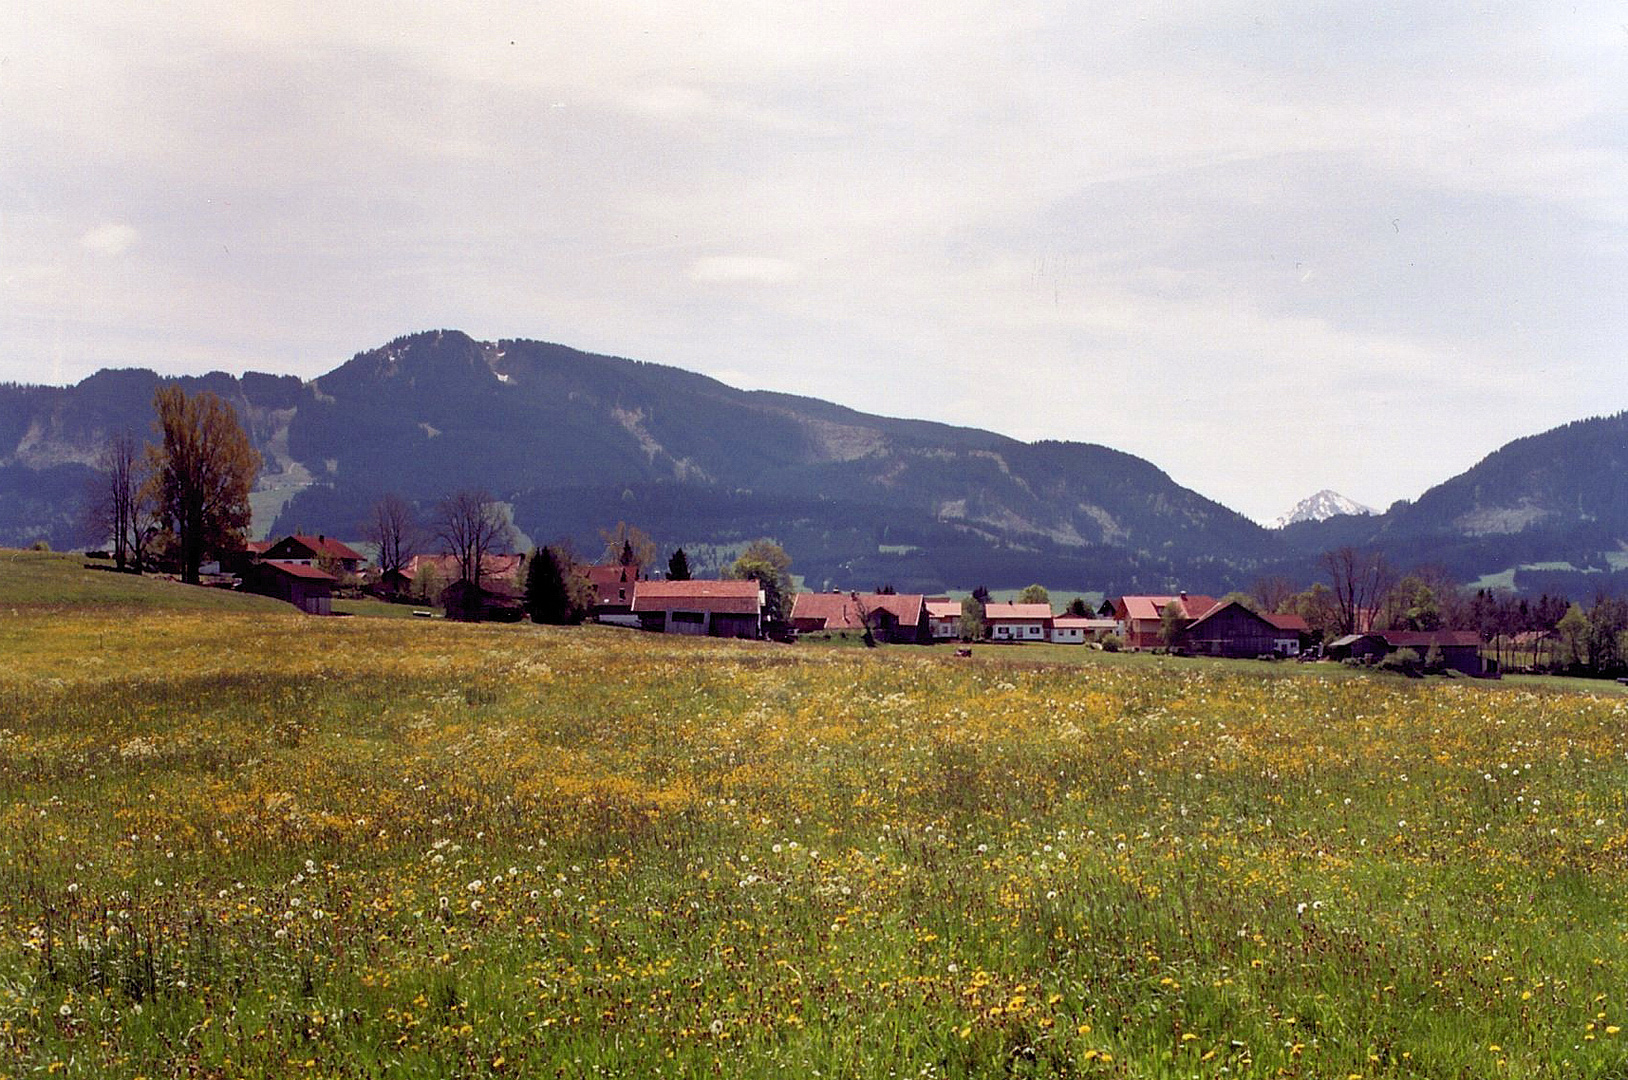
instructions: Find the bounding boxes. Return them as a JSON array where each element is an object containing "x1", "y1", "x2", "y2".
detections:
[
  {"x1": 1050, "y1": 616, "x2": 1117, "y2": 644},
  {"x1": 925, "y1": 598, "x2": 963, "y2": 640},
  {"x1": 983, "y1": 602, "x2": 1054, "y2": 641},
  {"x1": 262, "y1": 534, "x2": 365, "y2": 574}
]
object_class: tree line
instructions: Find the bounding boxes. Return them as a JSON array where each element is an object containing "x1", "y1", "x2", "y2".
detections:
[{"x1": 1248, "y1": 546, "x2": 1628, "y2": 678}]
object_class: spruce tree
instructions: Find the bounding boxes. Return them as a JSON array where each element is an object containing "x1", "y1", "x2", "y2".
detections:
[
  {"x1": 667, "y1": 547, "x2": 691, "y2": 581},
  {"x1": 525, "y1": 547, "x2": 573, "y2": 624}
]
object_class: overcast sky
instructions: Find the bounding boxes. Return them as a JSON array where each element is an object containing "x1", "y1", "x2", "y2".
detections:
[{"x1": 5, "y1": 3, "x2": 1625, "y2": 523}]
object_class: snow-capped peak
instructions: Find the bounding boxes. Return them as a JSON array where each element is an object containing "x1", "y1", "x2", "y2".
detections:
[{"x1": 1269, "y1": 490, "x2": 1374, "y2": 529}]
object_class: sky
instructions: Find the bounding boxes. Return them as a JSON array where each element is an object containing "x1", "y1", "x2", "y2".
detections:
[{"x1": 5, "y1": 3, "x2": 1626, "y2": 524}]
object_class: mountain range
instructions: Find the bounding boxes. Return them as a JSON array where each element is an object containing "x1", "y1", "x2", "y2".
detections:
[{"x1": 3, "y1": 329, "x2": 1626, "y2": 597}]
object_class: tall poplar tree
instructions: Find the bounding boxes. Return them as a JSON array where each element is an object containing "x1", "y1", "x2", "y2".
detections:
[{"x1": 148, "y1": 387, "x2": 259, "y2": 584}]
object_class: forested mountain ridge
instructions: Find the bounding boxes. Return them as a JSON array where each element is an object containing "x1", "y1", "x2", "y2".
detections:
[
  {"x1": 0, "y1": 330, "x2": 1269, "y2": 593},
  {"x1": 2, "y1": 329, "x2": 1625, "y2": 595},
  {"x1": 1272, "y1": 411, "x2": 1628, "y2": 594}
]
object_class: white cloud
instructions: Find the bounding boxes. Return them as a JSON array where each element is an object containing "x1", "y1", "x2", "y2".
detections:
[
  {"x1": 78, "y1": 224, "x2": 139, "y2": 257},
  {"x1": 4, "y1": 1, "x2": 1627, "y2": 521},
  {"x1": 689, "y1": 256, "x2": 801, "y2": 284}
]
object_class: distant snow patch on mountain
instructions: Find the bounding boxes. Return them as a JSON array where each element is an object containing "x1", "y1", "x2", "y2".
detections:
[{"x1": 1270, "y1": 490, "x2": 1374, "y2": 529}]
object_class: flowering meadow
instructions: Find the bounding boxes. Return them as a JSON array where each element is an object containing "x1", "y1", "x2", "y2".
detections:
[{"x1": 4, "y1": 558, "x2": 1628, "y2": 1076}]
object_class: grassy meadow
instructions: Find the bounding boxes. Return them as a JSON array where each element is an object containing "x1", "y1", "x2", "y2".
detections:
[{"x1": 4, "y1": 552, "x2": 1628, "y2": 1077}]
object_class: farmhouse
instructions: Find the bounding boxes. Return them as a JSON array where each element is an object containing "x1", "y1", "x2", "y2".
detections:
[
  {"x1": 1111, "y1": 593, "x2": 1218, "y2": 649},
  {"x1": 925, "y1": 598, "x2": 962, "y2": 640},
  {"x1": 984, "y1": 602, "x2": 1053, "y2": 641},
  {"x1": 632, "y1": 580, "x2": 764, "y2": 638},
  {"x1": 1179, "y1": 600, "x2": 1309, "y2": 657},
  {"x1": 242, "y1": 559, "x2": 335, "y2": 615},
  {"x1": 385, "y1": 553, "x2": 525, "y2": 600},
  {"x1": 790, "y1": 592, "x2": 929, "y2": 643},
  {"x1": 261, "y1": 534, "x2": 365, "y2": 574},
  {"x1": 580, "y1": 562, "x2": 642, "y2": 618}
]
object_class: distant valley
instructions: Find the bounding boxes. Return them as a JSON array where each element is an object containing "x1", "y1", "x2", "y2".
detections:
[{"x1": 3, "y1": 329, "x2": 1626, "y2": 597}]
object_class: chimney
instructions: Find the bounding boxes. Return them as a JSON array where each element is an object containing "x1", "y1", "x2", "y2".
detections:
[{"x1": 1178, "y1": 591, "x2": 1188, "y2": 600}]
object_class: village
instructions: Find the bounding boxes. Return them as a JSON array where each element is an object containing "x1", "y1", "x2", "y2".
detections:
[{"x1": 219, "y1": 532, "x2": 1495, "y2": 677}]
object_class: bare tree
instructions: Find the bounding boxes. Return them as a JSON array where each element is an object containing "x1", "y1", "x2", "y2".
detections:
[
  {"x1": 1250, "y1": 575, "x2": 1299, "y2": 614},
  {"x1": 433, "y1": 490, "x2": 514, "y2": 586},
  {"x1": 86, "y1": 430, "x2": 159, "y2": 571},
  {"x1": 364, "y1": 493, "x2": 418, "y2": 579},
  {"x1": 598, "y1": 521, "x2": 658, "y2": 569},
  {"x1": 1321, "y1": 546, "x2": 1395, "y2": 636}
]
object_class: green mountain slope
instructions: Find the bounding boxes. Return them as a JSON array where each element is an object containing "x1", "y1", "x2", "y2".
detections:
[{"x1": 0, "y1": 330, "x2": 1270, "y2": 593}]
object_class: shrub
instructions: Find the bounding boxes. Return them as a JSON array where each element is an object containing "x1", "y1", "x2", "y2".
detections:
[{"x1": 1378, "y1": 647, "x2": 1422, "y2": 675}]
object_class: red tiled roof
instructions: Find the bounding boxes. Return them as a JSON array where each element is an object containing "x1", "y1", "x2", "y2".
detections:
[
  {"x1": 401, "y1": 553, "x2": 524, "y2": 584},
  {"x1": 1185, "y1": 599, "x2": 1308, "y2": 634},
  {"x1": 984, "y1": 602, "x2": 1054, "y2": 621},
  {"x1": 792, "y1": 592, "x2": 926, "y2": 629},
  {"x1": 867, "y1": 594, "x2": 926, "y2": 623},
  {"x1": 272, "y1": 534, "x2": 364, "y2": 562},
  {"x1": 925, "y1": 600, "x2": 962, "y2": 619},
  {"x1": 791, "y1": 592, "x2": 866, "y2": 629},
  {"x1": 1116, "y1": 595, "x2": 1218, "y2": 621},
  {"x1": 632, "y1": 580, "x2": 763, "y2": 615},
  {"x1": 258, "y1": 560, "x2": 337, "y2": 581},
  {"x1": 1051, "y1": 617, "x2": 1104, "y2": 629}
]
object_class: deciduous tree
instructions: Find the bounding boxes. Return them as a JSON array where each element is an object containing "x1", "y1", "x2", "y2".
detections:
[
  {"x1": 1017, "y1": 584, "x2": 1050, "y2": 606},
  {"x1": 959, "y1": 595, "x2": 985, "y2": 641},
  {"x1": 147, "y1": 388, "x2": 259, "y2": 584},
  {"x1": 433, "y1": 490, "x2": 514, "y2": 587},
  {"x1": 1321, "y1": 546, "x2": 1394, "y2": 637},
  {"x1": 364, "y1": 493, "x2": 417, "y2": 581},
  {"x1": 599, "y1": 522, "x2": 658, "y2": 570},
  {"x1": 727, "y1": 539, "x2": 793, "y2": 623},
  {"x1": 87, "y1": 429, "x2": 158, "y2": 571}
]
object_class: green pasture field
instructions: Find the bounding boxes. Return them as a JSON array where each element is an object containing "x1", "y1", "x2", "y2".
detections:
[{"x1": 4, "y1": 552, "x2": 1628, "y2": 1077}]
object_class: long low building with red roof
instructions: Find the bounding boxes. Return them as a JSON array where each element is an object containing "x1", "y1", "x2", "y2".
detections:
[
  {"x1": 631, "y1": 580, "x2": 764, "y2": 638},
  {"x1": 790, "y1": 592, "x2": 929, "y2": 643}
]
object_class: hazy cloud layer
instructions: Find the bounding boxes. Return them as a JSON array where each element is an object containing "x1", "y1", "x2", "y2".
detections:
[{"x1": 4, "y1": 2, "x2": 1625, "y2": 521}]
